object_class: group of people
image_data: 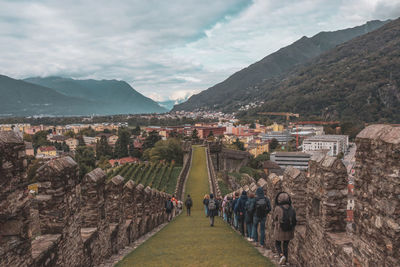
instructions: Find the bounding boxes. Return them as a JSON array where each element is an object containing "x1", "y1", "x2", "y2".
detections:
[
  {"x1": 202, "y1": 188, "x2": 296, "y2": 265},
  {"x1": 165, "y1": 188, "x2": 296, "y2": 265},
  {"x1": 164, "y1": 195, "x2": 182, "y2": 221}
]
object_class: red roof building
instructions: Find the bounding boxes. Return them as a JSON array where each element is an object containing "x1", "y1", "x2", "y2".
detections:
[{"x1": 109, "y1": 157, "x2": 139, "y2": 167}]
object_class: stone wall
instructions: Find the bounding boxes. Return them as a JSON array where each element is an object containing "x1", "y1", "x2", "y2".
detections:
[
  {"x1": 225, "y1": 125, "x2": 400, "y2": 266},
  {"x1": 208, "y1": 142, "x2": 250, "y2": 172},
  {"x1": 0, "y1": 131, "x2": 174, "y2": 267},
  {"x1": 174, "y1": 145, "x2": 192, "y2": 200}
]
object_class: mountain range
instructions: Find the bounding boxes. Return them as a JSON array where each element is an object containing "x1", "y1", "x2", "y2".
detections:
[
  {"x1": 172, "y1": 19, "x2": 393, "y2": 120},
  {"x1": 0, "y1": 76, "x2": 166, "y2": 116}
]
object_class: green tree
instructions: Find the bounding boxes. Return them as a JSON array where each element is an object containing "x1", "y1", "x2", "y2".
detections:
[
  {"x1": 64, "y1": 130, "x2": 75, "y2": 138},
  {"x1": 97, "y1": 156, "x2": 111, "y2": 170},
  {"x1": 207, "y1": 131, "x2": 214, "y2": 137},
  {"x1": 191, "y1": 129, "x2": 199, "y2": 140},
  {"x1": 270, "y1": 138, "x2": 279, "y2": 150},
  {"x1": 143, "y1": 131, "x2": 161, "y2": 150},
  {"x1": 132, "y1": 125, "x2": 141, "y2": 136},
  {"x1": 75, "y1": 146, "x2": 96, "y2": 178},
  {"x1": 233, "y1": 138, "x2": 245, "y2": 151},
  {"x1": 96, "y1": 136, "x2": 112, "y2": 159},
  {"x1": 77, "y1": 135, "x2": 86, "y2": 147},
  {"x1": 32, "y1": 131, "x2": 51, "y2": 150},
  {"x1": 114, "y1": 128, "x2": 131, "y2": 158},
  {"x1": 79, "y1": 126, "x2": 96, "y2": 137},
  {"x1": 249, "y1": 122, "x2": 256, "y2": 129},
  {"x1": 149, "y1": 138, "x2": 183, "y2": 164}
]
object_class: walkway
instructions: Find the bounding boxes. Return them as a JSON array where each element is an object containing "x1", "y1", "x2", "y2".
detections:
[{"x1": 116, "y1": 146, "x2": 273, "y2": 267}]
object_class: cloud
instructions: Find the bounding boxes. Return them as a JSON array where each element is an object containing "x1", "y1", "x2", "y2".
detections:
[{"x1": 0, "y1": 0, "x2": 399, "y2": 101}]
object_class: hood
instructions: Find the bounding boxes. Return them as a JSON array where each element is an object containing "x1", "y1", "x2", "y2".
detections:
[
  {"x1": 241, "y1": 191, "x2": 247, "y2": 196},
  {"x1": 256, "y1": 187, "x2": 264, "y2": 198},
  {"x1": 210, "y1": 193, "x2": 214, "y2": 199},
  {"x1": 275, "y1": 192, "x2": 292, "y2": 206}
]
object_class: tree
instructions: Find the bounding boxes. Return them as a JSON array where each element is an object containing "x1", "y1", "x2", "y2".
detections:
[
  {"x1": 64, "y1": 130, "x2": 75, "y2": 138},
  {"x1": 23, "y1": 133, "x2": 32, "y2": 142},
  {"x1": 97, "y1": 156, "x2": 111, "y2": 170},
  {"x1": 75, "y1": 146, "x2": 96, "y2": 178},
  {"x1": 270, "y1": 138, "x2": 279, "y2": 150},
  {"x1": 132, "y1": 125, "x2": 141, "y2": 136},
  {"x1": 79, "y1": 126, "x2": 96, "y2": 137},
  {"x1": 207, "y1": 131, "x2": 214, "y2": 138},
  {"x1": 233, "y1": 138, "x2": 245, "y2": 151},
  {"x1": 191, "y1": 129, "x2": 199, "y2": 140},
  {"x1": 143, "y1": 131, "x2": 161, "y2": 150},
  {"x1": 77, "y1": 135, "x2": 86, "y2": 147},
  {"x1": 32, "y1": 131, "x2": 51, "y2": 150},
  {"x1": 249, "y1": 122, "x2": 256, "y2": 129},
  {"x1": 96, "y1": 136, "x2": 112, "y2": 159},
  {"x1": 149, "y1": 138, "x2": 183, "y2": 164},
  {"x1": 114, "y1": 128, "x2": 131, "y2": 158}
]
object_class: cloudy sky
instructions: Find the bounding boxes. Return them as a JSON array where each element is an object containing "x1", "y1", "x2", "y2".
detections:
[{"x1": 1, "y1": 0, "x2": 399, "y2": 101}]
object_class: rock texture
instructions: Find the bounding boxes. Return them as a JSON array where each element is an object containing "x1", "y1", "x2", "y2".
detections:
[
  {"x1": 0, "y1": 130, "x2": 173, "y2": 267},
  {"x1": 227, "y1": 124, "x2": 400, "y2": 266}
]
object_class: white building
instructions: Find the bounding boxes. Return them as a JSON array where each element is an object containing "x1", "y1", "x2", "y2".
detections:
[
  {"x1": 270, "y1": 152, "x2": 311, "y2": 170},
  {"x1": 302, "y1": 135, "x2": 349, "y2": 156}
]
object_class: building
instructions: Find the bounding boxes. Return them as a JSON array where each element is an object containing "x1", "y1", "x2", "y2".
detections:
[
  {"x1": 261, "y1": 131, "x2": 294, "y2": 144},
  {"x1": 247, "y1": 142, "x2": 269, "y2": 157},
  {"x1": 109, "y1": 157, "x2": 139, "y2": 167},
  {"x1": 36, "y1": 146, "x2": 57, "y2": 158},
  {"x1": 49, "y1": 135, "x2": 68, "y2": 143},
  {"x1": 270, "y1": 151, "x2": 311, "y2": 170},
  {"x1": 302, "y1": 135, "x2": 349, "y2": 156},
  {"x1": 25, "y1": 142, "x2": 34, "y2": 156},
  {"x1": 83, "y1": 136, "x2": 96, "y2": 145},
  {"x1": 196, "y1": 127, "x2": 226, "y2": 139},
  {"x1": 66, "y1": 138, "x2": 79, "y2": 152}
]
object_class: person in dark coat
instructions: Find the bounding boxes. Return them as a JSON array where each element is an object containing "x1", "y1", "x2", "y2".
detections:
[
  {"x1": 234, "y1": 190, "x2": 248, "y2": 236},
  {"x1": 245, "y1": 192, "x2": 256, "y2": 239},
  {"x1": 207, "y1": 193, "x2": 219, "y2": 226},
  {"x1": 185, "y1": 194, "x2": 193, "y2": 216},
  {"x1": 273, "y1": 192, "x2": 296, "y2": 265},
  {"x1": 165, "y1": 196, "x2": 174, "y2": 222},
  {"x1": 252, "y1": 187, "x2": 271, "y2": 246},
  {"x1": 232, "y1": 192, "x2": 240, "y2": 229}
]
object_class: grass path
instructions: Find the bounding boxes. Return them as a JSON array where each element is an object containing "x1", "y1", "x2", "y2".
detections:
[{"x1": 116, "y1": 146, "x2": 274, "y2": 267}]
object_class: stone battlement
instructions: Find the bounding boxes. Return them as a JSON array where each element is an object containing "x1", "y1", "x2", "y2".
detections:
[
  {"x1": 0, "y1": 131, "x2": 173, "y2": 267},
  {"x1": 226, "y1": 124, "x2": 400, "y2": 266}
]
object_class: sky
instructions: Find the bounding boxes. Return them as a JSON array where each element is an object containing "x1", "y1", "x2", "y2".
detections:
[{"x1": 1, "y1": 0, "x2": 399, "y2": 102}]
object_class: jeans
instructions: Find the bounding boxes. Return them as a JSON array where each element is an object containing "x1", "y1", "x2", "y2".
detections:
[
  {"x1": 234, "y1": 213, "x2": 238, "y2": 229},
  {"x1": 252, "y1": 216, "x2": 266, "y2": 245},
  {"x1": 223, "y1": 211, "x2": 227, "y2": 221},
  {"x1": 186, "y1": 207, "x2": 191, "y2": 216},
  {"x1": 238, "y1": 214, "x2": 245, "y2": 236},
  {"x1": 276, "y1": 240, "x2": 290, "y2": 259},
  {"x1": 204, "y1": 205, "x2": 208, "y2": 216},
  {"x1": 209, "y1": 216, "x2": 215, "y2": 226},
  {"x1": 246, "y1": 222, "x2": 253, "y2": 238}
]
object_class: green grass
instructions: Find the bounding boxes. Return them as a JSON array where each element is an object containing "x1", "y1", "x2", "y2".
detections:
[
  {"x1": 116, "y1": 146, "x2": 274, "y2": 267},
  {"x1": 165, "y1": 166, "x2": 182, "y2": 194}
]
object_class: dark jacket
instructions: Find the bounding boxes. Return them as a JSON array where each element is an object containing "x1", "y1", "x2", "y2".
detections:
[
  {"x1": 234, "y1": 191, "x2": 248, "y2": 215},
  {"x1": 254, "y1": 187, "x2": 271, "y2": 218},
  {"x1": 245, "y1": 197, "x2": 256, "y2": 223},
  {"x1": 185, "y1": 197, "x2": 193, "y2": 208},
  {"x1": 165, "y1": 200, "x2": 173, "y2": 214},
  {"x1": 207, "y1": 197, "x2": 219, "y2": 217},
  {"x1": 203, "y1": 198, "x2": 208, "y2": 205},
  {"x1": 232, "y1": 198, "x2": 239, "y2": 214},
  {"x1": 273, "y1": 192, "x2": 295, "y2": 241}
]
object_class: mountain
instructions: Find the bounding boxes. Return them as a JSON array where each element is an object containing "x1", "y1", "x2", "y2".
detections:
[
  {"x1": 24, "y1": 77, "x2": 167, "y2": 115},
  {"x1": 158, "y1": 97, "x2": 190, "y2": 111},
  {"x1": 173, "y1": 20, "x2": 390, "y2": 112},
  {"x1": 0, "y1": 75, "x2": 96, "y2": 116},
  {"x1": 240, "y1": 18, "x2": 400, "y2": 123}
]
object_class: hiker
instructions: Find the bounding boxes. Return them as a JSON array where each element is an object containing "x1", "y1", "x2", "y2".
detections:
[
  {"x1": 177, "y1": 200, "x2": 183, "y2": 213},
  {"x1": 273, "y1": 192, "x2": 296, "y2": 265},
  {"x1": 207, "y1": 193, "x2": 219, "y2": 226},
  {"x1": 185, "y1": 194, "x2": 193, "y2": 216},
  {"x1": 226, "y1": 195, "x2": 233, "y2": 225},
  {"x1": 252, "y1": 187, "x2": 271, "y2": 247},
  {"x1": 234, "y1": 190, "x2": 248, "y2": 236},
  {"x1": 245, "y1": 192, "x2": 256, "y2": 240},
  {"x1": 203, "y1": 194, "x2": 210, "y2": 217},
  {"x1": 217, "y1": 196, "x2": 223, "y2": 217},
  {"x1": 222, "y1": 195, "x2": 228, "y2": 221},
  {"x1": 232, "y1": 192, "x2": 240, "y2": 230},
  {"x1": 165, "y1": 196, "x2": 174, "y2": 222},
  {"x1": 171, "y1": 195, "x2": 178, "y2": 216}
]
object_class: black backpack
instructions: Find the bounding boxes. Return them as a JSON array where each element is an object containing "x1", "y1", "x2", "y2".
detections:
[
  {"x1": 245, "y1": 199, "x2": 256, "y2": 217},
  {"x1": 166, "y1": 200, "x2": 173, "y2": 211},
  {"x1": 280, "y1": 206, "x2": 297, "y2": 232},
  {"x1": 185, "y1": 198, "x2": 192, "y2": 207},
  {"x1": 255, "y1": 197, "x2": 271, "y2": 218}
]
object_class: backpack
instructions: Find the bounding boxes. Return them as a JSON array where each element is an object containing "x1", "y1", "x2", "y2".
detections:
[
  {"x1": 245, "y1": 199, "x2": 256, "y2": 217},
  {"x1": 280, "y1": 206, "x2": 297, "y2": 232},
  {"x1": 208, "y1": 199, "x2": 216, "y2": 211},
  {"x1": 166, "y1": 200, "x2": 173, "y2": 211},
  {"x1": 255, "y1": 197, "x2": 271, "y2": 218},
  {"x1": 185, "y1": 198, "x2": 192, "y2": 207}
]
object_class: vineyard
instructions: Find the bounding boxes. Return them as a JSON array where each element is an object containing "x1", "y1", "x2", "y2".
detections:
[{"x1": 106, "y1": 161, "x2": 182, "y2": 194}]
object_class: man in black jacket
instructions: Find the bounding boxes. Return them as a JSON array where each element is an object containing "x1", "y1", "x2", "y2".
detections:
[
  {"x1": 252, "y1": 187, "x2": 271, "y2": 247},
  {"x1": 185, "y1": 194, "x2": 193, "y2": 216}
]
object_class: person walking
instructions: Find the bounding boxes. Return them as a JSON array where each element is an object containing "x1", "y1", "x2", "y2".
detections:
[
  {"x1": 232, "y1": 192, "x2": 240, "y2": 230},
  {"x1": 226, "y1": 195, "x2": 233, "y2": 225},
  {"x1": 245, "y1": 192, "x2": 256, "y2": 240},
  {"x1": 203, "y1": 194, "x2": 209, "y2": 217},
  {"x1": 273, "y1": 192, "x2": 296, "y2": 265},
  {"x1": 222, "y1": 195, "x2": 228, "y2": 221},
  {"x1": 234, "y1": 190, "x2": 248, "y2": 236},
  {"x1": 207, "y1": 193, "x2": 219, "y2": 226},
  {"x1": 171, "y1": 195, "x2": 178, "y2": 217},
  {"x1": 185, "y1": 194, "x2": 193, "y2": 216},
  {"x1": 165, "y1": 196, "x2": 174, "y2": 222},
  {"x1": 252, "y1": 187, "x2": 271, "y2": 247}
]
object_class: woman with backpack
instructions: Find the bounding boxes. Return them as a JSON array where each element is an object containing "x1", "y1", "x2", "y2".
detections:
[
  {"x1": 207, "y1": 193, "x2": 219, "y2": 227},
  {"x1": 203, "y1": 194, "x2": 209, "y2": 217},
  {"x1": 273, "y1": 192, "x2": 297, "y2": 265}
]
